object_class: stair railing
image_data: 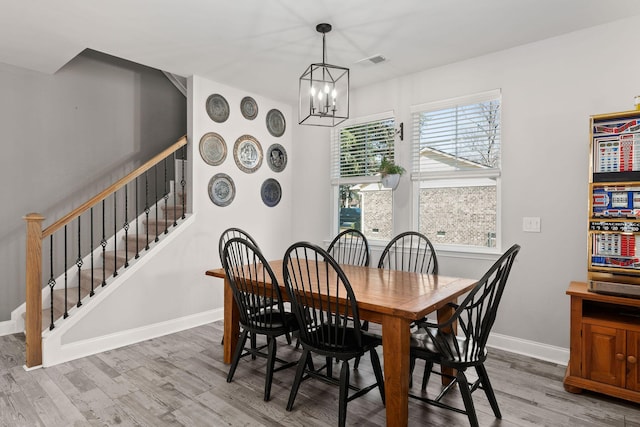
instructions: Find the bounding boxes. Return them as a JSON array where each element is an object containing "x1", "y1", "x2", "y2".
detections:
[{"x1": 23, "y1": 136, "x2": 188, "y2": 368}]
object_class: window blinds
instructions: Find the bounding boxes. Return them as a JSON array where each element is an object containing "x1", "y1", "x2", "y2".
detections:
[
  {"x1": 411, "y1": 90, "x2": 501, "y2": 180},
  {"x1": 331, "y1": 113, "x2": 395, "y2": 183}
]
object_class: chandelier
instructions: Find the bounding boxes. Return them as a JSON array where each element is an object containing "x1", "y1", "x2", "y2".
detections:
[{"x1": 298, "y1": 23, "x2": 350, "y2": 127}]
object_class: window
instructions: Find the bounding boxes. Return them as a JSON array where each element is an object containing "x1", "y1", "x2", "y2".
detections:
[
  {"x1": 411, "y1": 90, "x2": 501, "y2": 250},
  {"x1": 332, "y1": 113, "x2": 396, "y2": 240}
]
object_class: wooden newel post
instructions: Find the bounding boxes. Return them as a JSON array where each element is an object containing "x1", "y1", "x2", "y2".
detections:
[{"x1": 24, "y1": 213, "x2": 44, "y2": 368}]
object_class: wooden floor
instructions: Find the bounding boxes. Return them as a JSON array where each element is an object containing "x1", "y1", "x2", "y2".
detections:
[{"x1": 0, "y1": 322, "x2": 638, "y2": 426}]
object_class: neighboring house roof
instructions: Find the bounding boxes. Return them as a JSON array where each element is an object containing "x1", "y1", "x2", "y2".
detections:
[{"x1": 418, "y1": 146, "x2": 490, "y2": 171}]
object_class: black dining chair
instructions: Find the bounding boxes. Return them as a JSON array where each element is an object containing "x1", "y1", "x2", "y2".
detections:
[
  {"x1": 377, "y1": 231, "x2": 438, "y2": 373},
  {"x1": 378, "y1": 231, "x2": 438, "y2": 274},
  {"x1": 328, "y1": 228, "x2": 371, "y2": 368},
  {"x1": 218, "y1": 227, "x2": 260, "y2": 268},
  {"x1": 409, "y1": 244, "x2": 521, "y2": 427},
  {"x1": 222, "y1": 237, "x2": 298, "y2": 401},
  {"x1": 283, "y1": 242, "x2": 385, "y2": 427},
  {"x1": 327, "y1": 228, "x2": 370, "y2": 267},
  {"x1": 218, "y1": 227, "x2": 260, "y2": 348}
]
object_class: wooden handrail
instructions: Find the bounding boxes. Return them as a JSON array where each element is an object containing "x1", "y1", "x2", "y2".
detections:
[{"x1": 42, "y1": 135, "x2": 187, "y2": 239}]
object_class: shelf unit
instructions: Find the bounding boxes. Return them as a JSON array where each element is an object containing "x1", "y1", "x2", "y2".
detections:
[{"x1": 564, "y1": 110, "x2": 640, "y2": 403}]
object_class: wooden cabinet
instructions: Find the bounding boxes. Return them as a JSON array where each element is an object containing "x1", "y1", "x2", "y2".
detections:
[{"x1": 564, "y1": 281, "x2": 640, "y2": 402}]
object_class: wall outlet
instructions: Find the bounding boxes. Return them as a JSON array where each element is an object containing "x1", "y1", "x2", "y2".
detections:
[{"x1": 523, "y1": 217, "x2": 541, "y2": 233}]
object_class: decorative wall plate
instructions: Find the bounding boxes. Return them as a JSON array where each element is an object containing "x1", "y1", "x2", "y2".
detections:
[
  {"x1": 208, "y1": 173, "x2": 235, "y2": 207},
  {"x1": 240, "y1": 96, "x2": 258, "y2": 120},
  {"x1": 261, "y1": 178, "x2": 282, "y2": 207},
  {"x1": 233, "y1": 134, "x2": 263, "y2": 173},
  {"x1": 206, "y1": 93, "x2": 230, "y2": 123},
  {"x1": 266, "y1": 143, "x2": 287, "y2": 172},
  {"x1": 266, "y1": 109, "x2": 286, "y2": 137},
  {"x1": 199, "y1": 132, "x2": 227, "y2": 166}
]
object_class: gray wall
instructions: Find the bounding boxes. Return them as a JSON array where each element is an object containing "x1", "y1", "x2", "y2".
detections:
[{"x1": 0, "y1": 49, "x2": 186, "y2": 321}]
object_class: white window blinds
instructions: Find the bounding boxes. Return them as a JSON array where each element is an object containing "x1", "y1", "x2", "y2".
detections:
[
  {"x1": 331, "y1": 112, "x2": 395, "y2": 183},
  {"x1": 411, "y1": 90, "x2": 501, "y2": 179}
]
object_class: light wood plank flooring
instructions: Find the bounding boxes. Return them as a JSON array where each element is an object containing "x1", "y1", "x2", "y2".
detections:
[{"x1": 0, "y1": 322, "x2": 638, "y2": 426}]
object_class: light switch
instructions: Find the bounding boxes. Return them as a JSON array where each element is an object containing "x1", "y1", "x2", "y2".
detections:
[{"x1": 523, "y1": 217, "x2": 541, "y2": 233}]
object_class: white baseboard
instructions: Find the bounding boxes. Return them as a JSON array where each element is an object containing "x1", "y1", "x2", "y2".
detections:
[
  {"x1": 488, "y1": 332, "x2": 569, "y2": 366},
  {"x1": 2, "y1": 315, "x2": 571, "y2": 367},
  {"x1": 42, "y1": 308, "x2": 223, "y2": 367},
  {"x1": 0, "y1": 319, "x2": 19, "y2": 336}
]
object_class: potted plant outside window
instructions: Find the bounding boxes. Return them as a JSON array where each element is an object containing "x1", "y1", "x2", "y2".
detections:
[{"x1": 379, "y1": 157, "x2": 405, "y2": 190}]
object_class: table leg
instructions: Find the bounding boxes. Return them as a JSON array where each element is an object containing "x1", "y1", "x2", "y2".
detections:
[
  {"x1": 437, "y1": 302, "x2": 457, "y2": 384},
  {"x1": 382, "y1": 314, "x2": 410, "y2": 427},
  {"x1": 223, "y1": 277, "x2": 240, "y2": 364}
]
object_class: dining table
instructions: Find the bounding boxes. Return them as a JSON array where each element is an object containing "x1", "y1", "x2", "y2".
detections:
[{"x1": 206, "y1": 260, "x2": 477, "y2": 427}]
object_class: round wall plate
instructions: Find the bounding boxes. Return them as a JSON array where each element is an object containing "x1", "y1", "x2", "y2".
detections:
[
  {"x1": 208, "y1": 173, "x2": 235, "y2": 207},
  {"x1": 266, "y1": 109, "x2": 286, "y2": 137},
  {"x1": 261, "y1": 178, "x2": 282, "y2": 207},
  {"x1": 233, "y1": 134, "x2": 263, "y2": 173},
  {"x1": 199, "y1": 132, "x2": 227, "y2": 166},
  {"x1": 266, "y1": 143, "x2": 287, "y2": 172},
  {"x1": 206, "y1": 93, "x2": 230, "y2": 123},
  {"x1": 240, "y1": 96, "x2": 258, "y2": 120}
]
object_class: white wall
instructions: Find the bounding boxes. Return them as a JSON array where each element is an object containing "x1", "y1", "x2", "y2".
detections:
[
  {"x1": 291, "y1": 15, "x2": 640, "y2": 353},
  {"x1": 190, "y1": 77, "x2": 294, "y2": 264}
]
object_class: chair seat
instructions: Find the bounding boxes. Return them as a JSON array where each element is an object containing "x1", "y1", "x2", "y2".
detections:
[
  {"x1": 247, "y1": 310, "x2": 297, "y2": 334},
  {"x1": 301, "y1": 325, "x2": 381, "y2": 359},
  {"x1": 410, "y1": 326, "x2": 487, "y2": 367}
]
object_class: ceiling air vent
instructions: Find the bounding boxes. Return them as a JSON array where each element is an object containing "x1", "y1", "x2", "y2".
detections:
[{"x1": 357, "y1": 54, "x2": 386, "y2": 65}]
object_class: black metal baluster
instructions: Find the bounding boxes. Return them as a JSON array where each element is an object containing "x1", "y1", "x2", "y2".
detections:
[
  {"x1": 181, "y1": 151, "x2": 186, "y2": 220},
  {"x1": 48, "y1": 235, "x2": 56, "y2": 330},
  {"x1": 135, "y1": 176, "x2": 140, "y2": 259},
  {"x1": 101, "y1": 200, "x2": 107, "y2": 287},
  {"x1": 163, "y1": 157, "x2": 169, "y2": 234},
  {"x1": 90, "y1": 207, "x2": 95, "y2": 297},
  {"x1": 124, "y1": 184, "x2": 130, "y2": 268},
  {"x1": 172, "y1": 151, "x2": 177, "y2": 227},
  {"x1": 145, "y1": 171, "x2": 150, "y2": 250},
  {"x1": 154, "y1": 165, "x2": 159, "y2": 242},
  {"x1": 113, "y1": 191, "x2": 118, "y2": 277},
  {"x1": 76, "y1": 217, "x2": 82, "y2": 308},
  {"x1": 64, "y1": 225, "x2": 69, "y2": 319}
]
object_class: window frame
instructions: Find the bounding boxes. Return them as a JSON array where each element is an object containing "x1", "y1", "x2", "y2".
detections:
[
  {"x1": 410, "y1": 89, "x2": 503, "y2": 255},
  {"x1": 330, "y1": 111, "x2": 396, "y2": 241}
]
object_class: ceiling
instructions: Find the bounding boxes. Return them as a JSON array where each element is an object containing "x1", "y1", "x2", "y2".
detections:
[{"x1": 3, "y1": 1, "x2": 640, "y2": 105}]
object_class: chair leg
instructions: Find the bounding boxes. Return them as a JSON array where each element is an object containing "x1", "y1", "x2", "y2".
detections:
[
  {"x1": 409, "y1": 356, "x2": 415, "y2": 388},
  {"x1": 354, "y1": 355, "x2": 361, "y2": 369},
  {"x1": 250, "y1": 332, "x2": 257, "y2": 360},
  {"x1": 338, "y1": 360, "x2": 350, "y2": 427},
  {"x1": 287, "y1": 349, "x2": 310, "y2": 411},
  {"x1": 227, "y1": 329, "x2": 249, "y2": 383},
  {"x1": 456, "y1": 370, "x2": 479, "y2": 427},
  {"x1": 264, "y1": 337, "x2": 277, "y2": 401},
  {"x1": 421, "y1": 361, "x2": 433, "y2": 391},
  {"x1": 370, "y1": 349, "x2": 385, "y2": 405},
  {"x1": 327, "y1": 357, "x2": 333, "y2": 378},
  {"x1": 476, "y1": 364, "x2": 501, "y2": 419}
]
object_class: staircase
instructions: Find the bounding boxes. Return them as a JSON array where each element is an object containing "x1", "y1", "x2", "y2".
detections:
[
  {"x1": 23, "y1": 136, "x2": 188, "y2": 368},
  {"x1": 38, "y1": 197, "x2": 187, "y2": 332}
]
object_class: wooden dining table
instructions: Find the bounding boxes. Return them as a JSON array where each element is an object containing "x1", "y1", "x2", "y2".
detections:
[{"x1": 206, "y1": 260, "x2": 476, "y2": 427}]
